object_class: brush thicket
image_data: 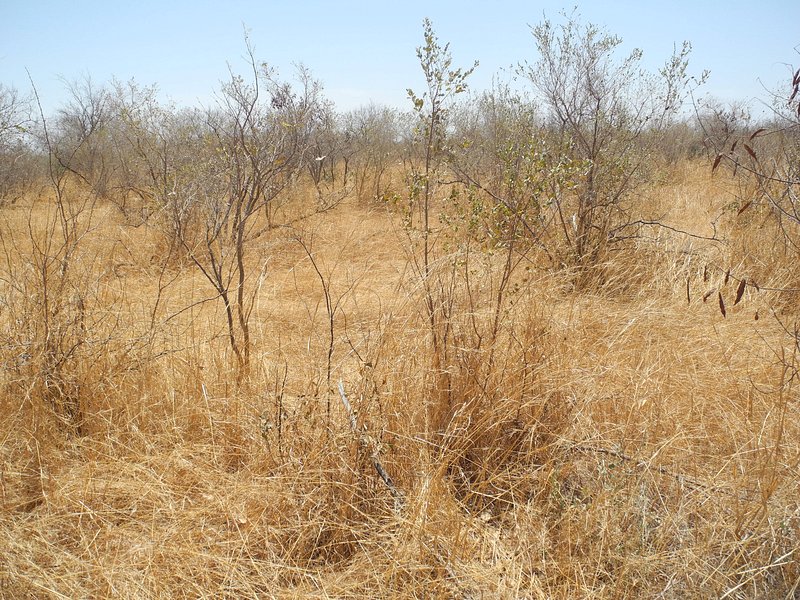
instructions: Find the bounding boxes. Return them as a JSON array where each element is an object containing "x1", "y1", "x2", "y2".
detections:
[{"x1": 1, "y1": 162, "x2": 798, "y2": 599}]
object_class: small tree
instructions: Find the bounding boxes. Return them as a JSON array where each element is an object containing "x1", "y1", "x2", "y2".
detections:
[
  {"x1": 712, "y1": 64, "x2": 800, "y2": 274},
  {"x1": 101, "y1": 79, "x2": 171, "y2": 220},
  {"x1": 520, "y1": 12, "x2": 702, "y2": 271},
  {"x1": 304, "y1": 98, "x2": 352, "y2": 210},
  {"x1": 0, "y1": 84, "x2": 29, "y2": 140},
  {"x1": 449, "y1": 82, "x2": 586, "y2": 257},
  {"x1": 700, "y1": 60, "x2": 800, "y2": 396},
  {"x1": 172, "y1": 43, "x2": 323, "y2": 379},
  {"x1": 405, "y1": 18, "x2": 476, "y2": 420},
  {"x1": 711, "y1": 66, "x2": 800, "y2": 242},
  {"x1": 51, "y1": 76, "x2": 116, "y2": 198},
  {"x1": 103, "y1": 41, "x2": 324, "y2": 380},
  {"x1": 446, "y1": 84, "x2": 585, "y2": 366}
]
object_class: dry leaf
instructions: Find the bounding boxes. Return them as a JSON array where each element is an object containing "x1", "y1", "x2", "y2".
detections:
[
  {"x1": 724, "y1": 269, "x2": 730, "y2": 285},
  {"x1": 736, "y1": 200, "x2": 753, "y2": 216},
  {"x1": 734, "y1": 278, "x2": 746, "y2": 305},
  {"x1": 686, "y1": 278, "x2": 691, "y2": 304},
  {"x1": 712, "y1": 154, "x2": 723, "y2": 173},
  {"x1": 703, "y1": 289, "x2": 715, "y2": 303},
  {"x1": 749, "y1": 128, "x2": 766, "y2": 141},
  {"x1": 743, "y1": 143, "x2": 757, "y2": 161},
  {"x1": 718, "y1": 292, "x2": 727, "y2": 318}
]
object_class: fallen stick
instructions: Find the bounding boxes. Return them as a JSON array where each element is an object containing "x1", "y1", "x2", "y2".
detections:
[{"x1": 338, "y1": 380, "x2": 404, "y2": 508}]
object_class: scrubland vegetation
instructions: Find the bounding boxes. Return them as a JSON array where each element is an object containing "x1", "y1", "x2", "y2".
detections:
[{"x1": 1, "y1": 15, "x2": 799, "y2": 599}]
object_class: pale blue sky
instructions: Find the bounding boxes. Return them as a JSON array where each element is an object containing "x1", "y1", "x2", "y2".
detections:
[{"x1": 1, "y1": 1, "x2": 798, "y2": 116}]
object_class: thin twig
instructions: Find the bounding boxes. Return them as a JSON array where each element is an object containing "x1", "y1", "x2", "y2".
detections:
[
  {"x1": 565, "y1": 442, "x2": 755, "y2": 499},
  {"x1": 615, "y1": 219, "x2": 721, "y2": 242}
]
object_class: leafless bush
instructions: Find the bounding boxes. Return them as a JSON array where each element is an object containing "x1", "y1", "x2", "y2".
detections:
[
  {"x1": 304, "y1": 100, "x2": 353, "y2": 209},
  {"x1": 697, "y1": 97, "x2": 753, "y2": 155},
  {"x1": 49, "y1": 76, "x2": 117, "y2": 198},
  {"x1": 0, "y1": 83, "x2": 110, "y2": 437},
  {"x1": 0, "y1": 84, "x2": 40, "y2": 203},
  {"x1": 342, "y1": 103, "x2": 401, "y2": 203},
  {"x1": 168, "y1": 44, "x2": 324, "y2": 378}
]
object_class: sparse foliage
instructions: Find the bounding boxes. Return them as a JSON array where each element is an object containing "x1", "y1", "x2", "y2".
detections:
[
  {"x1": 519, "y1": 12, "x2": 703, "y2": 271},
  {"x1": 709, "y1": 59, "x2": 800, "y2": 384},
  {"x1": 405, "y1": 18, "x2": 476, "y2": 422}
]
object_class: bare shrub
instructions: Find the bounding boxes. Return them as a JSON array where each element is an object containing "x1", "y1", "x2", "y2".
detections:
[
  {"x1": 342, "y1": 103, "x2": 401, "y2": 203},
  {"x1": 0, "y1": 84, "x2": 40, "y2": 203}
]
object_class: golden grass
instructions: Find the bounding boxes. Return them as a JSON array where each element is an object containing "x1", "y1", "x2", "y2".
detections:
[{"x1": 1, "y1": 163, "x2": 799, "y2": 598}]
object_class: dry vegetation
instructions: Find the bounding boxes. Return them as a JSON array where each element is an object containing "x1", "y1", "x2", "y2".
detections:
[
  {"x1": 2, "y1": 17, "x2": 800, "y2": 600},
  {"x1": 0, "y1": 160, "x2": 797, "y2": 599}
]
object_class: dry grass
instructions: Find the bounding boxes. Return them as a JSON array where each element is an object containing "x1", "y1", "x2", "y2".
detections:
[{"x1": 1, "y1": 162, "x2": 799, "y2": 599}]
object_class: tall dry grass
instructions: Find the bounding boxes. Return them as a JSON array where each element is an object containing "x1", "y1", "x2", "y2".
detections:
[{"x1": 1, "y1": 161, "x2": 798, "y2": 598}]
